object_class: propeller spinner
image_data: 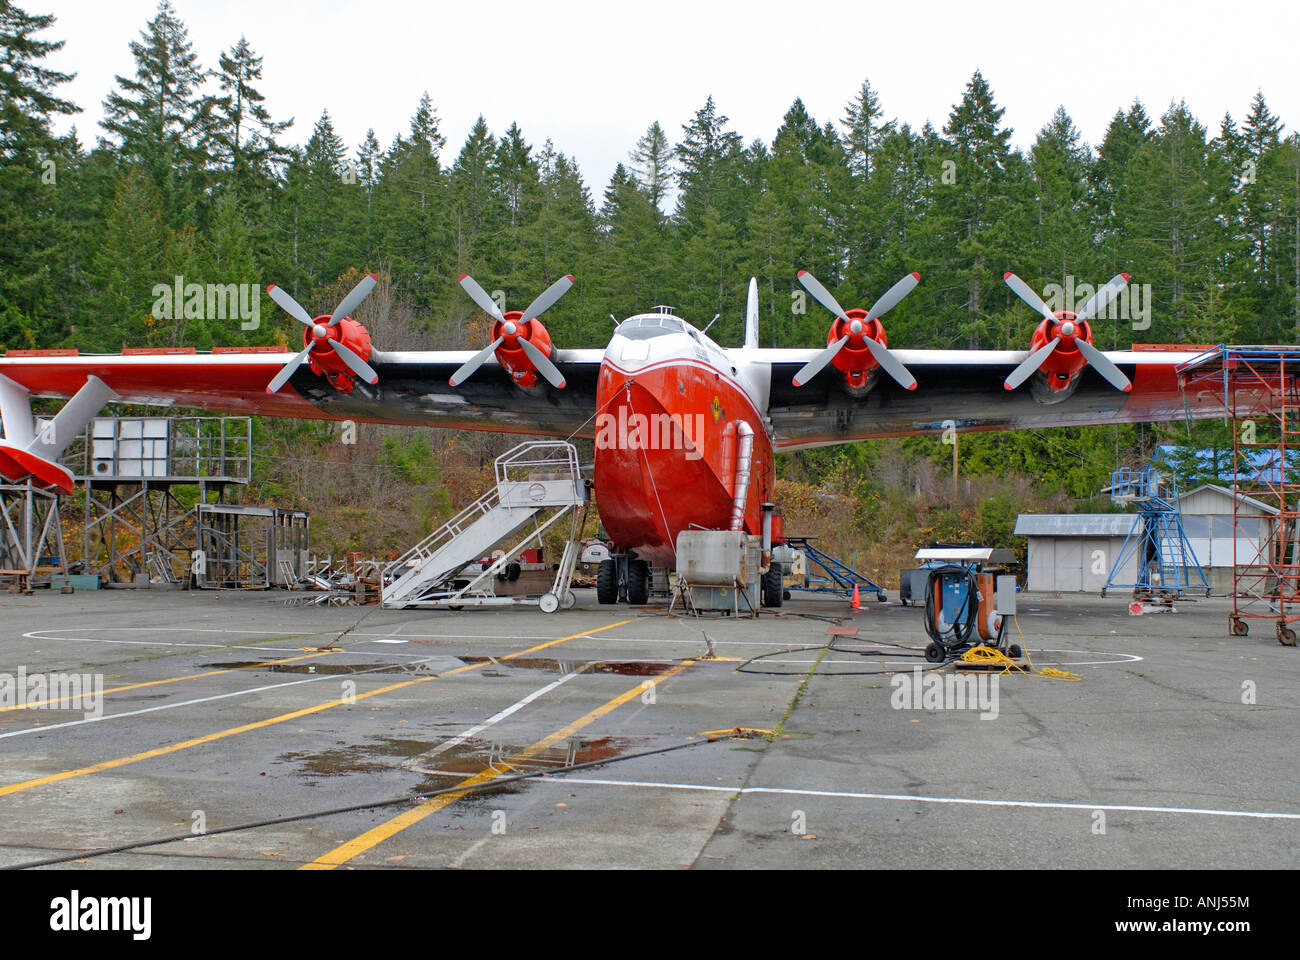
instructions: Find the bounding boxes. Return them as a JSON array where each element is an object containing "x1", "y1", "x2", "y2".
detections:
[
  {"x1": 265, "y1": 273, "x2": 380, "y2": 395},
  {"x1": 792, "y1": 270, "x2": 920, "y2": 390},
  {"x1": 450, "y1": 274, "x2": 573, "y2": 389},
  {"x1": 1003, "y1": 272, "x2": 1132, "y2": 392}
]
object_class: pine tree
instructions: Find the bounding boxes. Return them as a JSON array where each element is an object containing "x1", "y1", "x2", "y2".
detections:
[
  {"x1": 942, "y1": 70, "x2": 1017, "y2": 344},
  {"x1": 0, "y1": 0, "x2": 80, "y2": 346},
  {"x1": 674, "y1": 96, "x2": 744, "y2": 236},
  {"x1": 629, "y1": 120, "x2": 673, "y2": 213},
  {"x1": 101, "y1": 0, "x2": 210, "y2": 226},
  {"x1": 841, "y1": 78, "x2": 893, "y2": 181},
  {"x1": 211, "y1": 35, "x2": 293, "y2": 199}
]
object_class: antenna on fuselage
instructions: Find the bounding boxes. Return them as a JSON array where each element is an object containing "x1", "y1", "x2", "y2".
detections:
[
  {"x1": 701, "y1": 313, "x2": 721, "y2": 336},
  {"x1": 610, "y1": 314, "x2": 618, "y2": 325}
]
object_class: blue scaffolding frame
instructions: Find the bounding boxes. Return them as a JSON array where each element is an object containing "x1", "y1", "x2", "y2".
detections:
[
  {"x1": 1102, "y1": 467, "x2": 1210, "y2": 598},
  {"x1": 782, "y1": 536, "x2": 887, "y2": 600}
]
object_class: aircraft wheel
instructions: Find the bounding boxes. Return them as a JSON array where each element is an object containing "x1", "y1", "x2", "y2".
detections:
[
  {"x1": 539, "y1": 593, "x2": 559, "y2": 614},
  {"x1": 762, "y1": 563, "x2": 783, "y2": 607},
  {"x1": 626, "y1": 559, "x2": 650, "y2": 605},
  {"x1": 596, "y1": 560, "x2": 618, "y2": 604}
]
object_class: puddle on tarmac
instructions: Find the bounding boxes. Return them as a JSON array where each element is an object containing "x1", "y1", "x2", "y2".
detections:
[
  {"x1": 411, "y1": 736, "x2": 645, "y2": 803},
  {"x1": 202, "y1": 660, "x2": 439, "y2": 676},
  {"x1": 279, "y1": 734, "x2": 645, "y2": 801},
  {"x1": 203, "y1": 657, "x2": 672, "y2": 677},
  {"x1": 456, "y1": 656, "x2": 672, "y2": 676},
  {"x1": 278, "y1": 738, "x2": 439, "y2": 780}
]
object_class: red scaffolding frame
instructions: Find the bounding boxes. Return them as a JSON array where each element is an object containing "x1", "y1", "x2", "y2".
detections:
[{"x1": 1177, "y1": 346, "x2": 1300, "y2": 645}]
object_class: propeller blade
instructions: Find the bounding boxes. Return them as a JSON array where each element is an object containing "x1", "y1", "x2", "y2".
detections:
[
  {"x1": 448, "y1": 337, "x2": 505, "y2": 386},
  {"x1": 1003, "y1": 337, "x2": 1061, "y2": 390},
  {"x1": 744, "y1": 277, "x2": 759, "y2": 349},
  {"x1": 330, "y1": 272, "x2": 379, "y2": 326},
  {"x1": 520, "y1": 274, "x2": 575, "y2": 322},
  {"x1": 459, "y1": 274, "x2": 505, "y2": 322},
  {"x1": 796, "y1": 270, "x2": 850, "y2": 323},
  {"x1": 328, "y1": 339, "x2": 379, "y2": 385},
  {"x1": 866, "y1": 272, "x2": 921, "y2": 321},
  {"x1": 1074, "y1": 273, "x2": 1131, "y2": 323},
  {"x1": 860, "y1": 336, "x2": 917, "y2": 390},
  {"x1": 792, "y1": 336, "x2": 850, "y2": 387},
  {"x1": 1004, "y1": 272, "x2": 1056, "y2": 322},
  {"x1": 267, "y1": 285, "x2": 315, "y2": 328},
  {"x1": 517, "y1": 335, "x2": 566, "y2": 389},
  {"x1": 1075, "y1": 338, "x2": 1132, "y2": 392},
  {"x1": 266, "y1": 345, "x2": 314, "y2": 394}
]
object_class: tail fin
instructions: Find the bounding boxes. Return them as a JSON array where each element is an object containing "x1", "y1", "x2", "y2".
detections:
[{"x1": 744, "y1": 277, "x2": 759, "y2": 349}]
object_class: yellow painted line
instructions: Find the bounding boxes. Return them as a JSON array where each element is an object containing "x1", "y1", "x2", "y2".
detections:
[
  {"x1": 301, "y1": 658, "x2": 694, "y2": 870},
  {"x1": 0, "y1": 620, "x2": 633, "y2": 799},
  {"x1": 0, "y1": 651, "x2": 336, "y2": 713}
]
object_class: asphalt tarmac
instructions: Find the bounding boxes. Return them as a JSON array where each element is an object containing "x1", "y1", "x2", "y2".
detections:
[{"x1": 0, "y1": 588, "x2": 1294, "y2": 869}]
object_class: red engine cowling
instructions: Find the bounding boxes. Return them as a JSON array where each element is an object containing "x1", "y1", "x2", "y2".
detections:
[
  {"x1": 1029, "y1": 312, "x2": 1091, "y2": 391},
  {"x1": 301, "y1": 316, "x2": 374, "y2": 394},
  {"x1": 827, "y1": 308, "x2": 889, "y2": 390},
  {"x1": 493, "y1": 311, "x2": 556, "y2": 388}
]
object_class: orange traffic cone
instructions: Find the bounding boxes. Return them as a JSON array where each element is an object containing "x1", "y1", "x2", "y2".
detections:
[{"x1": 851, "y1": 583, "x2": 861, "y2": 611}]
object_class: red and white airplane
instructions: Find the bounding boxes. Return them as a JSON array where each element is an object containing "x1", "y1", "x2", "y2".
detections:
[{"x1": 0, "y1": 268, "x2": 1219, "y2": 603}]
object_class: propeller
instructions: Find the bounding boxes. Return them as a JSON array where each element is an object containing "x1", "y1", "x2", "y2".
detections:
[
  {"x1": 792, "y1": 270, "x2": 919, "y2": 390},
  {"x1": 1003, "y1": 272, "x2": 1131, "y2": 392},
  {"x1": 265, "y1": 274, "x2": 380, "y2": 394},
  {"x1": 450, "y1": 274, "x2": 572, "y2": 388}
]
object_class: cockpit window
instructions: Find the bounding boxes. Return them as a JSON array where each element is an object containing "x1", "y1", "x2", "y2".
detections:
[{"x1": 616, "y1": 316, "x2": 686, "y2": 340}]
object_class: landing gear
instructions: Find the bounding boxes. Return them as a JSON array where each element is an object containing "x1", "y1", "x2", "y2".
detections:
[
  {"x1": 596, "y1": 559, "x2": 618, "y2": 605},
  {"x1": 626, "y1": 559, "x2": 650, "y2": 605},
  {"x1": 762, "y1": 562, "x2": 784, "y2": 608}
]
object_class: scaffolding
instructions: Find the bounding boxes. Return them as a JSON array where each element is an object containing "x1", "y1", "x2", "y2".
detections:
[
  {"x1": 0, "y1": 481, "x2": 69, "y2": 592},
  {"x1": 1176, "y1": 346, "x2": 1300, "y2": 644},
  {"x1": 1102, "y1": 467, "x2": 1209, "y2": 599},
  {"x1": 58, "y1": 416, "x2": 253, "y2": 585}
]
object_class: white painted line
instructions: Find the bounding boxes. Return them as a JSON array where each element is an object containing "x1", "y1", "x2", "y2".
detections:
[
  {"x1": 0, "y1": 658, "x2": 445, "y2": 741},
  {"x1": 535, "y1": 777, "x2": 1300, "y2": 822},
  {"x1": 404, "y1": 669, "x2": 584, "y2": 772}
]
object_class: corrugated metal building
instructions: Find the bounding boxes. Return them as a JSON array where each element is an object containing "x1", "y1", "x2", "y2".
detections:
[
  {"x1": 1015, "y1": 485, "x2": 1277, "y2": 594},
  {"x1": 1015, "y1": 513, "x2": 1139, "y2": 593}
]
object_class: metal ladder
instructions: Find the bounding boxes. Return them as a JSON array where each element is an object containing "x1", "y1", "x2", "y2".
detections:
[{"x1": 382, "y1": 441, "x2": 585, "y2": 609}]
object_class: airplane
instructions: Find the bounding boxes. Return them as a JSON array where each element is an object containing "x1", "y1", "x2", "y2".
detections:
[{"x1": 0, "y1": 267, "x2": 1222, "y2": 607}]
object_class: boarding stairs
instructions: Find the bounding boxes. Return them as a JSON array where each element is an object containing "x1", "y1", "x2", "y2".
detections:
[{"x1": 382, "y1": 441, "x2": 586, "y2": 610}]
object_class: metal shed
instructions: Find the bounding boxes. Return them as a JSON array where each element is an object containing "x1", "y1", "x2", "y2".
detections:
[{"x1": 1014, "y1": 514, "x2": 1138, "y2": 593}]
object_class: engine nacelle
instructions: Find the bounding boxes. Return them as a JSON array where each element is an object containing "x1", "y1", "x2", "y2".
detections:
[
  {"x1": 827, "y1": 308, "x2": 889, "y2": 392},
  {"x1": 1028, "y1": 312, "x2": 1092, "y2": 392},
  {"x1": 301, "y1": 315, "x2": 374, "y2": 394},
  {"x1": 493, "y1": 311, "x2": 556, "y2": 388}
]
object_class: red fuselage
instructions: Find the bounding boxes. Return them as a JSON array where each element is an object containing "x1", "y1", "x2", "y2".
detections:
[{"x1": 592, "y1": 314, "x2": 773, "y2": 566}]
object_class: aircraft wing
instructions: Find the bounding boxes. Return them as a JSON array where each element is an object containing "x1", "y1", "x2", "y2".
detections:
[
  {"x1": 0, "y1": 348, "x2": 607, "y2": 439},
  {"x1": 748, "y1": 346, "x2": 1215, "y2": 450}
]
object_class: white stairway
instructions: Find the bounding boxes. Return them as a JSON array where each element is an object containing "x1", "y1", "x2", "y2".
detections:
[{"x1": 382, "y1": 441, "x2": 584, "y2": 609}]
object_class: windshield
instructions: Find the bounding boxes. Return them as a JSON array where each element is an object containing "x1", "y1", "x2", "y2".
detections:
[{"x1": 615, "y1": 316, "x2": 686, "y2": 340}]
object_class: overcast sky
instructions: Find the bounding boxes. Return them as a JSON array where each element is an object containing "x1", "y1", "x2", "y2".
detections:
[{"x1": 39, "y1": 0, "x2": 1300, "y2": 195}]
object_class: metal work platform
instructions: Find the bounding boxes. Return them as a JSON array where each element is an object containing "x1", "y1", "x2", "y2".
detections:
[
  {"x1": 57, "y1": 416, "x2": 253, "y2": 585},
  {"x1": 781, "y1": 536, "x2": 886, "y2": 601},
  {"x1": 1177, "y1": 345, "x2": 1300, "y2": 643},
  {"x1": 1102, "y1": 467, "x2": 1209, "y2": 599},
  {"x1": 382, "y1": 441, "x2": 587, "y2": 611}
]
